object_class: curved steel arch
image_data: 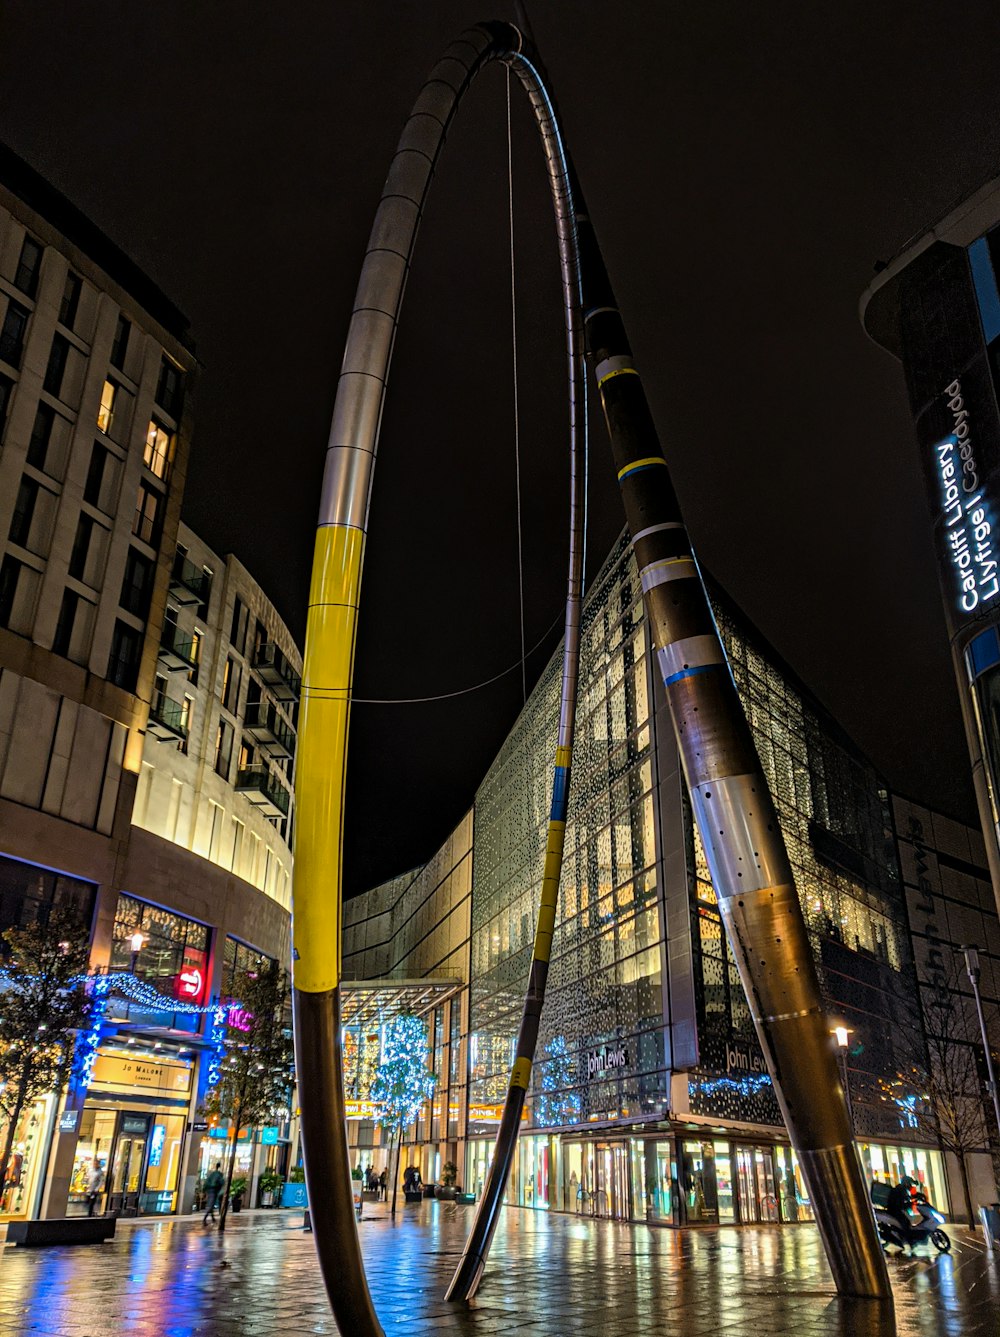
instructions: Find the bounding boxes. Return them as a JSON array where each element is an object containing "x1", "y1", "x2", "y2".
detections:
[
  {"x1": 292, "y1": 21, "x2": 586, "y2": 1336},
  {"x1": 294, "y1": 17, "x2": 891, "y2": 1333}
]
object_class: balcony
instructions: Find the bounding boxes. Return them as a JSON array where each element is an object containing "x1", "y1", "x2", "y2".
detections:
[
  {"x1": 169, "y1": 553, "x2": 208, "y2": 607},
  {"x1": 148, "y1": 697, "x2": 188, "y2": 742},
  {"x1": 253, "y1": 642, "x2": 300, "y2": 702},
  {"x1": 235, "y1": 765, "x2": 290, "y2": 818},
  {"x1": 243, "y1": 701, "x2": 296, "y2": 759},
  {"x1": 158, "y1": 624, "x2": 198, "y2": 672}
]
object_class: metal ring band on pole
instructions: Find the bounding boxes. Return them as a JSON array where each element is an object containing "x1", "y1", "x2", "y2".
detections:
[{"x1": 292, "y1": 21, "x2": 585, "y2": 1332}]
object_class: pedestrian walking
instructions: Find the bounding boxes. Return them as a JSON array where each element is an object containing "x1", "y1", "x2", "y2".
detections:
[
  {"x1": 85, "y1": 1158, "x2": 104, "y2": 1217},
  {"x1": 203, "y1": 1162, "x2": 225, "y2": 1224},
  {"x1": 379, "y1": 1168, "x2": 387, "y2": 1201}
]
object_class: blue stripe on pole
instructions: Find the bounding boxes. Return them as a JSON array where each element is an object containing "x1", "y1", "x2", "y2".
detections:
[
  {"x1": 550, "y1": 766, "x2": 569, "y2": 822},
  {"x1": 663, "y1": 663, "x2": 722, "y2": 687},
  {"x1": 970, "y1": 238, "x2": 1000, "y2": 345}
]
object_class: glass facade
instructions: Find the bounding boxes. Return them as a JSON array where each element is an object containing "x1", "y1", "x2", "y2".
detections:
[{"x1": 469, "y1": 536, "x2": 666, "y2": 1137}]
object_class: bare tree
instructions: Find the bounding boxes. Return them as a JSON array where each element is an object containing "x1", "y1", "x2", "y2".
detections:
[
  {"x1": 888, "y1": 950, "x2": 996, "y2": 1226},
  {"x1": 201, "y1": 962, "x2": 293, "y2": 1233}
]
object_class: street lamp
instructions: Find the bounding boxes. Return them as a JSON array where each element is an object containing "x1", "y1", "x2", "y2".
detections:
[
  {"x1": 832, "y1": 1025, "x2": 855, "y2": 1137},
  {"x1": 962, "y1": 945, "x2": 1000, "y2": 1148},
  {"x1": 129, "y1": 930, "x2": 145, "y2": 975}
]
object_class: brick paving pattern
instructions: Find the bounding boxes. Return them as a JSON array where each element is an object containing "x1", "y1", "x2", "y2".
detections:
[{"x1": 1, "y1": 1203, "x2": 996, "y2": 1335}]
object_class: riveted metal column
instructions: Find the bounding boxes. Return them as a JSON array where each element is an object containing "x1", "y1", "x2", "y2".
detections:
[
  {"x1": 294, "y1": 21, "x2": 587, "y2": 1328},
  {"x1": 575, "y1": 213, "x2": 891, "y2": 1302}
]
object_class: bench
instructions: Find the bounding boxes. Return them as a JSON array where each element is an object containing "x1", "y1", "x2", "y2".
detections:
[{"x1": 6, "y1": 1217, "x2": 116, "y2": 1246}]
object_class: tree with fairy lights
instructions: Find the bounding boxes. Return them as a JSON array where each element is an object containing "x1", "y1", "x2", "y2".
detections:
[
  {"x1": 535, "y1": 1035, "x2": 581, "y2": 1127},
  {"x1": 371, "y1": 1012, "x2": 436, "y2": 1215},
  {"x1": 201, "y1": 962, "x2": 293, "y2": 1232},
  {"x1": 0, "y1": 907, "x2": 91, "y2": 1205}
]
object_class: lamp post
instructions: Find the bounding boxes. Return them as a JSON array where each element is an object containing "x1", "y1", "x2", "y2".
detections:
[
  {"x1": 833, "y1": 1025, "x2": 855, "y2": 1138},
  {"x1": 962, "y1": 945, "x2": 1000, "y2": 1148},
  {"x1": 129, "y1": 931, "x2": 145, "y2": 976}
]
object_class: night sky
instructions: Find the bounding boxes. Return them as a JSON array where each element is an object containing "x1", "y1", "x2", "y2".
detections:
[{"x1": 4, "y1": 2, "x2": 1000, "y2": 892}]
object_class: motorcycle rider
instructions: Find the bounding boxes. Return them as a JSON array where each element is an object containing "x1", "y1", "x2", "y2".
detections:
[{"x1": 886, "y1": 1179, "x2": 915, "y2": 1247}]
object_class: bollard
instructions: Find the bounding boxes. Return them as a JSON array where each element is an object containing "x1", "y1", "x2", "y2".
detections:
[
  {"x1": 980, "y1": 1204, "x2": 1000, "y2": 1249},
  {"x1": 303, "y1": 1208, "x2": 312, "y2": 1233}
]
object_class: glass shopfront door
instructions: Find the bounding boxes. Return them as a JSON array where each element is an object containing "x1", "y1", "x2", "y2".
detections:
[
  {"x1": 108, "y1": 1114, "x2": 150, "y2": 1215},
  {"x1": 564, "y1": 1141, "x2": 631, "y2": 1219},
  {"x1": 735, "y1": 1145, "x2": 779, "y2": 1222}
]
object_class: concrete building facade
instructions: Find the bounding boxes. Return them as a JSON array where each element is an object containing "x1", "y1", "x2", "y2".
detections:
[{"x1": 0, "y1": 148, "x2": 297, "y2": 1224}]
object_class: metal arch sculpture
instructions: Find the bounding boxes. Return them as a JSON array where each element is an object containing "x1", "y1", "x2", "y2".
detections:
[
  {"x1": 294, "y1": 18, "x2": 891, "y2": 1333},
  {"x1": 293, "y1": 20, "x2": 586, "y2": 1337}
]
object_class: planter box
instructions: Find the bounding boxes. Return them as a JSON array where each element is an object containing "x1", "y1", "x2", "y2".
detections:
[
  {"x1": 361, "y1": 1190, "x2": 380, "y2": 1202},
  {"x1": 404, "y1": 1190, "x2": 423, "y2": 1204},
  {"x1": 456, "y1": 1193, "x2": 476, "y2": 1205},
  {"x1": 422, "y1": 1184, "x2": 436, "y2": 1199},
  {"x1": 435, "y1": 1186, "x2": 458, "y2": 1201},
  {"x1": 7, "y1": 1218, "x2": 116, "y2": 1247}
]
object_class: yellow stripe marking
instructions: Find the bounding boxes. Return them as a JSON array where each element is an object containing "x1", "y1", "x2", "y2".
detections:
[
  {"x1": 510, "y1": 1058, "x2": 532, "y2": 1091},
  {"x1": 617, "y1": 456, "x2": 666, "y2": 481},
  {"x1": 555, "y1": 745, "x2": 571, "y2": 768},
  {"x1": 598, "y1": 366, "x2": 639, "y2": 389}
]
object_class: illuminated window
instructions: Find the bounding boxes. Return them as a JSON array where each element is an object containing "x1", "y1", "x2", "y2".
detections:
[
  {"x1": 144, "y1": 419, "x2": 175, "y2": 481},
  {"x1": 97, "y1": 379, "x2": 116, "y2": 433}
]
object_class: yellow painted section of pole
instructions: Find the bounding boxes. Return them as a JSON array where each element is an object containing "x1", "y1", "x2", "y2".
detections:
[
  {"x1": 510, "y1": 1058, "x2": 533, "y2": 1090},
  {"x1": 532, "y1": 821, "x2": 566, "y2": 962},
  {"x1": 293, "y1": 523, "x2": 365, "y2": 994}
]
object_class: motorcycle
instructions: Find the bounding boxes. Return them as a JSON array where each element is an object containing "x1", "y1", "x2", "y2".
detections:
[{"x1": 871, "y1": 1183, "x2": 951, "y2": 1253}]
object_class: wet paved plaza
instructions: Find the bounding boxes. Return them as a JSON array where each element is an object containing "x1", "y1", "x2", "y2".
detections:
[{"x1": 1, "y1": 1202, "x2": 997, "y2": 1336}]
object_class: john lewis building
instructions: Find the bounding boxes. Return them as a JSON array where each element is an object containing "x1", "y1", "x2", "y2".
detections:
[{"x1": 344, "y1": 534, "x2": 993, "y2": 1227}]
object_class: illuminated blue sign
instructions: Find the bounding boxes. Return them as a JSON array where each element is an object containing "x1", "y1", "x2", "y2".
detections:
[
  {"x1": 261, "y1": 1126, "x2": 279, "y2": 1145},
  {"x1": 936, "y1": 381, "x2": 1000, "y2": 614},
  {"x1": 149, "y1": 1123, "x2": 166, "y2": 1167}
]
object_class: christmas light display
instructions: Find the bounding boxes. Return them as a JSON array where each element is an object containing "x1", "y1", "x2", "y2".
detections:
[{"x1": 370, "y1": 1013, "x2": 437, "y2": 1130}]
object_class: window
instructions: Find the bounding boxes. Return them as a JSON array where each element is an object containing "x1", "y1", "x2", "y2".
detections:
[
  {"x1": 107, "y1": 619, "x2": 142, "y2": 691},
  {"x1": 214, "y1": 719, "x2": 234, "y2": 780},
  {"x1": 133, "y1": 481, "x2": 162, "y2": 545},
  {"x1": 9, "y1": 476, "x2": 38, "y2": 548},
  {"x1": 97, "y1": 379, "x2": 116, "y2": 433},
  {"x1": 110, "y1": 314, "x2": 130, "y2": 370},
  {"x1": 43, "y1": 334, "x2": 70, "y2": 397},
  {"x1": 221, "y1": 655, "x2": 240, "y2": 711},
  {"x1": 26, "y1": 403, "x2": 54, "y2": 469},
  {"x1": 144, "y1": 418, "x2": 175, "y2": 481},
  {"x1": 59, "y1": 272, "x2": 82, "y2": 329},
  {"x1": 83, "y1": 442, "x2": 108, "y2": 507},
  {"x1": 221, "y1": 935, "x2": 273, "y2": 1000},
  {"x1": 0, "y1": 373, "x2": 13, "y2": 438},
  {"x1": 197, "y1": 568, "x2": 212, "y2": 621},
  {"x1": 230, "y1": 596, "x2": 247, "y2": 654},
  {"x1": 0, "y1": 853, "x2": 95, "y2": 939},
  {"x1": 120, "y1": 547, "x2": 154, "y2": 618},
  {"x1": 109, "y1": 893, "x2": 209, "y2": 984},
  {"x1": 0, "y1": 301, "x2": 29, "y2": 368},
  {"x1": 155, "y1": 355, "x2": 183, "y2": 418},
  {"x1": 68, "y1": 514, "x2": 93, "y2": 580},
  {"x1": 0, "y1": 555, "x2": 20, "y2": 627},
  {"x1": 51, "y1": 589, "x2": 79, "y2": 657},
  {"x1": 14, "y1": 235, "x2": 42, "y2": 297}
]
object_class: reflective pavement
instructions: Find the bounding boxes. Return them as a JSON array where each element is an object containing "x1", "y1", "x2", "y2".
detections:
[{"x1": 0, "y1": 1202, "x2": 997, "y2": 1335}]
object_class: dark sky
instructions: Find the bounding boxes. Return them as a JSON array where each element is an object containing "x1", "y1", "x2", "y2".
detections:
[{"x1": 4, "y1": 2, "x2": 1000, "y2": 892}]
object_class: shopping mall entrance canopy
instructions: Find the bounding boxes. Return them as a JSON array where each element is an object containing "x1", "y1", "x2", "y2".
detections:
[{"x1": 340, "y1": 978, "x2": 463, "y2": 1030}]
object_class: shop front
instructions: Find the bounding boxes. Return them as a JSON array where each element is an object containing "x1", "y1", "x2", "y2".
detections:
[
  {"x1": 70, "y1": 1041, "x2": 194, "y2": 1216},
  {"x1": 0, "y1": 1095, "x2": 56, "y2": 1221}
]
